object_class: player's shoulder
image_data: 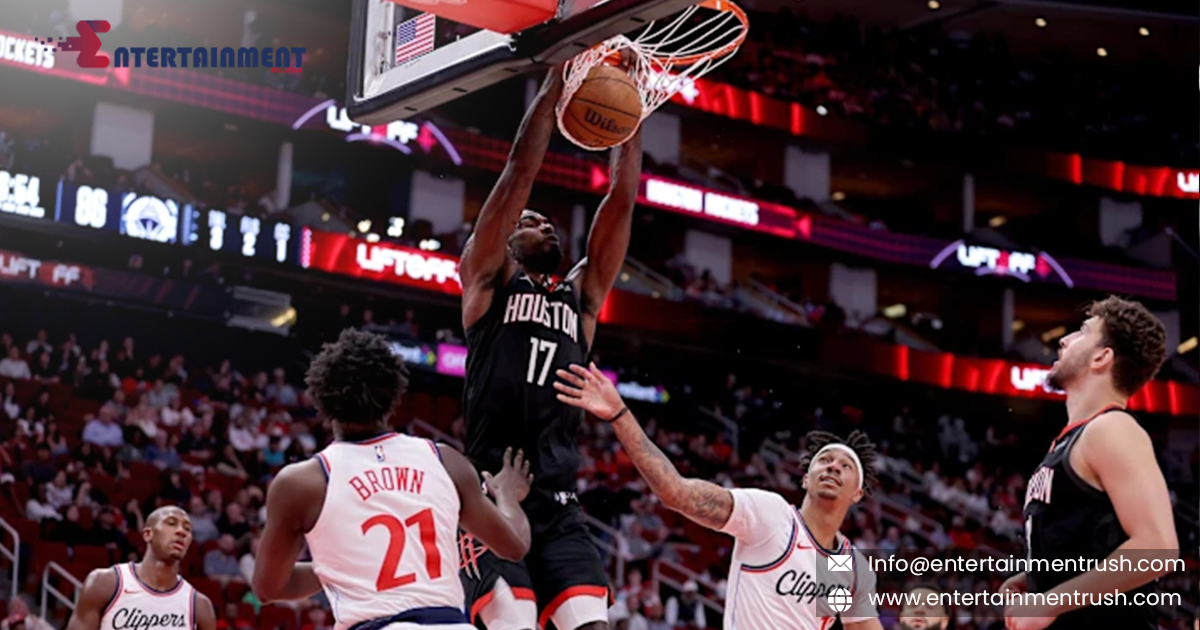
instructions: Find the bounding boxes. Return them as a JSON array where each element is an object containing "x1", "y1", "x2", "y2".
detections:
[
  {"x1": 1086, "y1": 408, "x2": 1142, "y2": 430},
  {"x1": 268, "y1": 457, "x2": 326, "y2": 499},
  {"x1": 729, "y1": 487, "x2": 795, "y2": 516},
  {"x1": 78, "y1": 564, "x2": 121, "y2": 605},
  {"x1": 86, "y1": 563, "x2": 121, "y2": 585},
  {"x1": 1080, "y1": 409, "x2": 1148, "y2": 446}
]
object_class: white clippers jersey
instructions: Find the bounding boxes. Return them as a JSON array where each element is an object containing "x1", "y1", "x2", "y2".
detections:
[
  {"x1": 720, "y1": 489, "x2": 878, "y2": 630},
  {"x1": 306, "y1": 433, "x2": 466, "y2": 630},
  {"x1": 100, "y1": 562, "x2": 196, "y2": 630}
]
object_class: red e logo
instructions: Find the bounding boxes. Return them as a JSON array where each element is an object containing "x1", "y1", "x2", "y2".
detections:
[{"x1": 62, "y1": 20, "x2": 111, "y2": 68}]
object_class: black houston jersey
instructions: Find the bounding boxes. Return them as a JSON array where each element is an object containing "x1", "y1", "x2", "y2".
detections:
[
  {"x1": 1022, "y1": 406, "x2": 1154, "y2": 629},
  {"x1": 464, "y1": 270, "x2": 588, "y2": 493}
]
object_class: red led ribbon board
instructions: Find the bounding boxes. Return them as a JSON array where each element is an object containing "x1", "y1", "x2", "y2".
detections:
[
  {"x1": 299, "y1": 228, "x2": 462, "y2": 296},
  {"x1": 818, "y1": 335, "x2": 1198, "y2": 417},
  {"x1": 637, "y1": 176, "x2": 808, "y2": 239},
  {"x1": 1012, "y1": 151, "x2": 1199, "y2": 201}
]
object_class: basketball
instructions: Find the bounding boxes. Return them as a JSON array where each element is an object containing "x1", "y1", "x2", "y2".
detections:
[{"x1": 561, "y1": 64, "x2": 643, "y2": 149}]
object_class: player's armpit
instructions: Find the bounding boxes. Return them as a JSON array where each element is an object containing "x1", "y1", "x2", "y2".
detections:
[
  {"x1": 65, "y1": 568, "x2": 118, "y2": 630},
  {"x1": 194, "y1": 592, "x2": 218, "y2": 630},
  {"x1": 439, "y1": 444, "x2": 531, "y2": 562},
  {"x1": 252, "y1": 460, "x2": 325, "y2": 603}
]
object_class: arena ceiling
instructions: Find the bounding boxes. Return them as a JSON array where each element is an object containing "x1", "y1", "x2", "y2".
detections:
[{"x1": 743, "y1": 0, "x2": 1195, "y2": 63}]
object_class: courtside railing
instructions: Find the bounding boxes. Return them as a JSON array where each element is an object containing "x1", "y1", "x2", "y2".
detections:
[
  {"x1": 0, "y1": 518, "x2": 18, "y2": 602},
  {"x1": 652, "y1": 556, "x2": 726, "y2": 617},
  {"x1": 620, "y1": 259, "x2": 685, "y2": 301},
  {"x1": 40, "y1": 561, "x2": 81, "y2": 622},
  {"x1": 583, "y1": 514, "x2": 627, "y2": 590},
  {"x1": 744, "y1": 278, "x2": 810, "y2": 326}
]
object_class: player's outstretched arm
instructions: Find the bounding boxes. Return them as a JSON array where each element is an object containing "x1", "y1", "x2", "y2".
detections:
[
  {"x1": 251, "y1": 459, "x2": 325, "y2": 603},
  {"x1": 439, "y1": 444, "x2": 532, "y2": 561},
  {"x1": 460, "y1": 65, "x2": 565, "y2": 327},
  {"x1": 194, "y1": 592, "x2": 217, "y2": 630},
  {"x1": 567, "y1": 127, "x2": 643, "y2": 344},
  {"x1": 555, "y1": 363, "x2": 734, "y2": 531},
  {"x1": 65, "y1": 568, "x2": 118, "y2": 630}
]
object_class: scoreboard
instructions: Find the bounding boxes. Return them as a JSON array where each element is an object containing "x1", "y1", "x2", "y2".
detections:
[
  {"x1": 49, "y1": 180, "x2": 298, "y2": 264},
  {"x1": 182, "y1": 207, "x2": 296, "y2": 264}
]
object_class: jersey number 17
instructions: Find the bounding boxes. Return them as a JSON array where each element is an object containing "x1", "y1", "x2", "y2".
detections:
[{"x1": 527, "y1": 338, "x2": 558, "y2": 386}]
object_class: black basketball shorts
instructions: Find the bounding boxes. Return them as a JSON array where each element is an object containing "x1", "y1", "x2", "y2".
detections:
[{"x1": 459, "y1": 491, "x2": 609, "y2": 629}]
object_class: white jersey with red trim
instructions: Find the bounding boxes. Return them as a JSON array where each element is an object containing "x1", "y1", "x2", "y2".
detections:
[
  {"x1": 306, "y1": 433, "x2": 466, "y2": 630},
  {"x1": 99, "y1": 562, "x2": 196, "y2": 630},
  {"x1": 719, "y1": 489, "x2": 878, "y2": 630}
]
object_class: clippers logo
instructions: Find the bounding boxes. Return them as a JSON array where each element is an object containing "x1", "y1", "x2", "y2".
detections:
[{"x1": 35, "y1": 20, "x2": 111, "y2": 68}]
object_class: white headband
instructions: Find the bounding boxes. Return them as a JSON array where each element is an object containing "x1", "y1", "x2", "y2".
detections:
[{"x1": 809, "y1": 443, "x2": 864, "y2": 491}]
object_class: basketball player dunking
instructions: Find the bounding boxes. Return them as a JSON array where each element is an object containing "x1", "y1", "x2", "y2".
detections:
[
  {"x1": 67, "y1": 506, "x2": 217, "y2": 630},
  {"x1": 554, "y1": 363, "x2": 886, "y2": 630},
  {"x1": 458, "y1": 63, "x2": 643, "y2": 630},
  {"x1": 1003, "y1": 297, "x2": 1178, "y2": 630},
  {"x1": 252, "y1": 330, "x2": 534, "y2": 630}
]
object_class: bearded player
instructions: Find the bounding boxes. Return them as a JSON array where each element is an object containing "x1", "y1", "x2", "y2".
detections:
[
  {"x1": 898, "y1": 585, "x2": 950, "y2": 630},
  {"x1": 1002, "y1": 296, "x2": 1178, "y2": 630},
  {"x1": 457, "y1": 61, "x2": 643, "y2": 630},
  {"x1": 554, "y1": 363, "x2": 885, "y2": 630},
  {"x1": 67, "y1": 506, "x2": 217, "y2": 630}
]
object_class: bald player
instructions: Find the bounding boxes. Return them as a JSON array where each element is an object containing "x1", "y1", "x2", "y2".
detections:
[{"x1": 67, "y1": 505, "x2": 217, "y2": 630}]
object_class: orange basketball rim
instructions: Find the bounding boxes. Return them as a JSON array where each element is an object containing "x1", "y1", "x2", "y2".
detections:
[{"x1": 556, "y1": 0, "x2": 750, "y2": 150}]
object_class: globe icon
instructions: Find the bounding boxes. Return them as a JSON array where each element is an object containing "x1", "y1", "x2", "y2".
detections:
[{"x1": 827, "y1": 586, "x2": 853, "y2": 613}]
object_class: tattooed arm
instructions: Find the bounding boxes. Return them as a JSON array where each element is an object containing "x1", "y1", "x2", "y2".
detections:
[{"x1": 555, "y1": 364, "x2": 734, "y2": 530}]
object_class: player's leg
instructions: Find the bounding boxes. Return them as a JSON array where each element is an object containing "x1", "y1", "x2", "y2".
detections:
[
  {"x1": 460, "y1": 532, "x2": 538, "y2": 630},
  {"x1": 527, "y1": 513, "x2": 610, "y2": 630}
]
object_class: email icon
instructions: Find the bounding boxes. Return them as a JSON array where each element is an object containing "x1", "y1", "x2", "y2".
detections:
[{"x1": 827, "y1": 554, "x2": 853, "y2": 572}]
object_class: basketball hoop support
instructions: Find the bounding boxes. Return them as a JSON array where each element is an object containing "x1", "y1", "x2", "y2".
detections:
[{"x1": 348, "y1": 0, "x2": 704, "y2": 125}]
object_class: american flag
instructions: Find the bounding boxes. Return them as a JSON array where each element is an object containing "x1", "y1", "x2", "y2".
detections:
[{"x1": 395, "y1": 13, "x2": 436, "y2": 65}]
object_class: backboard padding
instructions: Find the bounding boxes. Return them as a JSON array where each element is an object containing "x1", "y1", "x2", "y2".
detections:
[{"x1": 347, "y1": 0, "x2": 703, "y2": 125}]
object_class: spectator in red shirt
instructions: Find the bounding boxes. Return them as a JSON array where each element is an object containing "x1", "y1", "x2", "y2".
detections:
[{"x1": 215, "y1": 602, "x2": 252, "y2": 630}]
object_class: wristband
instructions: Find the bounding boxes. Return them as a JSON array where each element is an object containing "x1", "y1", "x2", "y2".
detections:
[{"x1": 605, "y1": 407, "x2": 629, "y2": 423}]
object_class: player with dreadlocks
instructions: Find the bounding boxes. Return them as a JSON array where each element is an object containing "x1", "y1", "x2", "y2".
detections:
[{"x1": 553, "y1": 363, "x2": 885, "y2": 630}]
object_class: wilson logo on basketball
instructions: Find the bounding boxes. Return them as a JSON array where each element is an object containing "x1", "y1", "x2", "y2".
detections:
[{"x1": 583, "y1": 108, "x2": 633, "y2": 137}]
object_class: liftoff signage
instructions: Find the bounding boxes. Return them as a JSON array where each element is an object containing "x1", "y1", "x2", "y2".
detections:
[
  {"x1": 299, "y1": 228, "x2": 461, "y2": 295},
  {"x1": 0, "y1": 250, "x2": 90, "y2": 288},
  {"x1": 1010, "y1": 366, "x2": 1061, "y2": 394}
]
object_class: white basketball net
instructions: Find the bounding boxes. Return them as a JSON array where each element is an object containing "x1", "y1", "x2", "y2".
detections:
[{"x1": 556, "y1": 1, "x2": 748, "y2": 150}]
